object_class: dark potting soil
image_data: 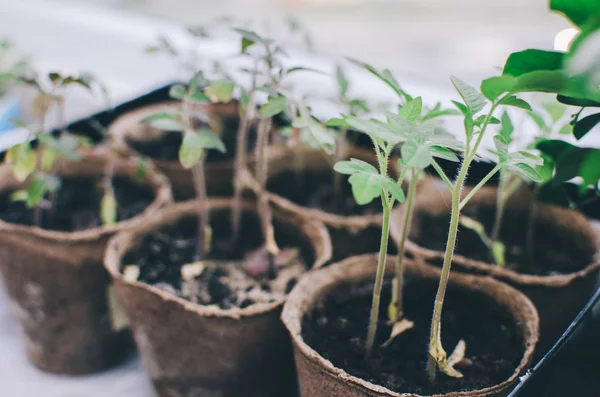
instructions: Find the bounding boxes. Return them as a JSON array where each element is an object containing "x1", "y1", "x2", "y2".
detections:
[
  {"x1": 0, "y1": 177, "x2": 154, "y2": 232},
  {"x1": 124, "y1": 218, "x2": 307, "y2": 310},
  {"x1": 267, "y1": 170, "x2": 381, "y2": 217},
  {"x1": 302, "y1": 279, "x2": 523, "y2": 395},
  {"x1": 414, "y1": 205, "x2": 591, "y2": 276},
  {"x1": 127, "y1": 117, "x2": 257, "y2": 163}
]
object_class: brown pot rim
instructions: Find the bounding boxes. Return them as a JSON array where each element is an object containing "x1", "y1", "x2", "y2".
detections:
[
  {"x1": 390, "y1": 180, "x2": 600, "y2": 289},
  {"x1": 0, "y1": 148, "x2": 172, "y2": 243},
  {"x1": 246, "y1": 145, "x2": 385, "y2": 232},
  {"x1": 281, "y1": 253, "x2": 539, "y2": 397},
  {"x1": 104, "y1": 198, "x2": 332, "y2": 320}
]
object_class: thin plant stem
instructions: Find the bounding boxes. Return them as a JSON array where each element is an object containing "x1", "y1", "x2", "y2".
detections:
[
  {"x1": 255, "y1": 117, "x2": 279, "y2": 255},
  {"x1": 391, "y1": 169, "x2": 418, "y2": 321},
  {"x1": 459, "y1": 164, "x2": 502, "y2": 210},
  {"x1": 365, "y1": 196, "x2": 391, "y2": 359},
  {"x1": 231, "y1": 101, "x2": 253, "y2": 246},
  {"x1": 192, "y1": 159, "x2": 209, "y2": 260},
  {"x1": 427, "y1": 102, "x2": 498, "y2": 382}
]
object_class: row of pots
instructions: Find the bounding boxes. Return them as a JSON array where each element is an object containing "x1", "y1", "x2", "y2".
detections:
[{"x1": 0, "y1": 97, "x2": 597, "y2": 397}]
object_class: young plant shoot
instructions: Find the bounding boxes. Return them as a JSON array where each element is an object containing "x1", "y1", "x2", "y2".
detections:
[
  {"x1": 7, "y1": 72, "x2": 104, "y2": 226},
  {"x1": 342, "y1": 60, "x2": 459, "y2": 332},
  {"x1": 425, "y1": 75, "x2": 544, "y2": 381},
  {"x1": 142, "y1": 73, "x2": 228, "y2": 259},
  {"x1": 232, "y1": 28, "x2": 333, "y2": 266}
]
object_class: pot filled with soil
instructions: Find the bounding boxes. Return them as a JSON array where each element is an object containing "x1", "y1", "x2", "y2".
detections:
[
  {"x1": 282, "y1": 253, "x2": 539, "y2": 397},
  {"x1": 391, "y1": 177, "x2": 600, "y2": 354},
  {"x1": 108, "y1": 100, "x2": 283, "y2": 200},
  {"x1": 104, "y1": 198, "x2": 331, "y2": 397},
  {"x1": 0, "y1": 150, "x2": 172, "y2": 374},
  {"x1": 246, "y1": 144, "x2": 396, "y2": 261}
]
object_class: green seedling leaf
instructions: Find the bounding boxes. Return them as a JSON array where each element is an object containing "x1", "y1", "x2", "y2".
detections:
[
  {"x1": 544, "y1": 101, "x2": 567, "y2": 123},
  {"x1": 573, "y1": 112, "x2": 600, "y2": 140},
  {"x1": 258, "y1": 96, "x2": 288, "y2": 119},
  {"x1": 348, "y1": 172, "x2": 382, "y2": 205},
  {"x1": 506, "y1": 162, "x2": 544, "y2": 183},
  {"x1": 450, "y1": 100, "x2": 469, "y2": 115},
  {"x1": 344, "y1": 115, "x2": 404, "y2": 146},
  {"x1": 401, "y1": 139, "x2": 432, "y2": 169},
  {"x1": 179, "y1": 128, "x2": 226, "y2": 169},
  {"x1": 348, "y1": 98, "x2": 370, "y2": 114},
  {"x1": 480, "y1": 75, "x2": 516, "y2": 100},
  {"x1": 287, "y1": 66, "x2": 324, "y2": 75},
  {"x1": 101, "y1": 192, "x2": 117, "y2": 226},
  {"x1": 474, "y1": 115, "x2": 500, "y2": 126},
  {"x1": 511, "y1": 70, "x2": 569, "y2": 94},
  {"x1": 422, "y1": 105, "x2": 461, "y2": 122},
  {"x1": 430, "y1": 146, "x2": 459, "y2": 162},
  {"x1": 503, "y1": 49, "x2": 564, "y2": 77},
  {"x1": 37, "y1": 133, "x2": 81, "y2": 161},
  {"x1": 205, "y1": 80, "x2": 235, "y2": 103},
  {"x1": 41, "y1": 148, "x2": 57, "y2": 172},
  {"x1": 459, "y1": 215, "x2": 488, "y2": 240},
  {"x1": 6, "y1": 142, "x2": 36, "y2": 181},
  {"x1": 450, "y1": 76, "x2": 486, "y2": 113},
  {"x1": 348, "y1": 58, "x2": 411, "y2": 101},
  {"x1": 491, "y1": 241, "x2": 506, "y2": 267},
  {"x1": 398, "y1": 96, "x2": 423, "y2": 122},
  {"x1": 141, "y1": 112, "x2": 183, "y2": 131},
  {"x1": 335, "y1": 64, "x2": 349, "y2": 98},
  {"x1": 498, "y1": 95, "x2": 532, "y2": 111},
  {"x1": 500, "y1": 111, "x2": 514, "y2": 142},
  {"x1": 301, "y1": 117, "x2": 335, "y2": 155},
  {"x1": 559, "y1": 122, "x2": 573, "y2": 136},
  {"x1": 382, "y1": 176, "x2": 405, "y2": 203},
  {"x1": 326, "y1": 117, "x2": 347, "y2": 127},
  {"x1": 189, "y1": 71, "x2": 208, "y2": 92},
  {"x1": 187, "y1": 91, "x2": 211, "y2": 103},
  {"x1": 334, "y1": 158, "x2": 378, "y2": 175},
  {"x1": 550, "y1": 0, "x2": 600, "y2": 27},
  {"x1": 25, "y1": 176, "x2": 50, "y2": 208},
  {"x1": 169, "y1": 84, "x2": 186, "y2": 100}
]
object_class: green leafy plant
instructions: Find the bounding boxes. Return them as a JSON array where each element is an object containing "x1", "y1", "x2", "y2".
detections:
[
  {"x1": 6, "y1": 71, "x2": 105, "y2": 226},
  {"x1": 143, "y1": 72, "x2": 227, "y2": 259}
]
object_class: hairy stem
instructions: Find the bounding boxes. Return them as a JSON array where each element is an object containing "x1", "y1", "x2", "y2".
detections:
[
  {"x1": 391, "y1": 169, "x2": 417, "y2": 322},
  {"x1": 365, "y1": 197, "x2": 391, "y2": 359},
  {"x1": 231, "y1": 102, "x2": 253, "y2": 246},
  {"x1": 255, "y1": 117, "x2": 279, "y2": 255},
  {"x1": 192, "y1": 160, "x2": 209, "y2": 260}
]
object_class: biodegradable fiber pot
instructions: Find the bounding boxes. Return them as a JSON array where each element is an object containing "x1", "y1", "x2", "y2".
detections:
[
  {"x1": 108, "y1": 100, "x2": 284, "y2": 200},
  {"x1": 0, "y1": 150, "x2": 172, "y2": 375},
  {"x1": 247, "y1": 144, "x2": 393, "y2": 261},
  {"x1": 390, "y1": 177, "x2": 600, "y2": 354},
  {"x1": 104, "y1": 198, "x2": 332, "y2": 397},
  {"x1": 281, "y1": 254, "x2": 539, "y2": 397}
]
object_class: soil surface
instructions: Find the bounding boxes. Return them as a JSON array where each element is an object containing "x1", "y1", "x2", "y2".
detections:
[
  {"x1": 124, "y1": 218, "x2": 307, "y2": 310},
  {"x1": 303, "y1": 279, "x2": 523, "y2": 395},
  {"x1": 127, "y1": 116, "x2": 257, "y2": 163},
  {"x1": 0, "y1": 177, "x2": 154, "y2": 232},
  {"x1": 414, "y1": 204, "x2": 591, "y2": 276},
  {"x1": 267, "y1": 169, "x2": 381, "y2": 217}
]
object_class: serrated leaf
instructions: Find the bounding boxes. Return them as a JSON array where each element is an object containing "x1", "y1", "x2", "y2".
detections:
[
  {"x1": 401, "y1": 139, "x2": 432, "y2": 169},
  {"x1": 430, "y1": 146, "x2": 459, "y2": 162},
  {"x1": 480, "y1": 75, "x2": 516, "y2": 100},
  {"x1": 498, "y1": 95, "x2": 532, "y2": 111},
  {"x1": 398, "y1": 97, "x2": 422, "y2": 122},
  {"x1": 141, "y1": 112, "x2": 183, "y2": 131},
  {"x1": 169, "y1": 84, "x2": 186, "y2": 100},
  {"x1": 344, "y1": 115, "x2": 404, "y2": 145},
  {"x1": 450, "y1": 76, "x2": 486, "y2": 113},
  {"x1": 507, "y1": 162, "x2": 544, "y2": 182},
  {"x1": 348, "y1": 172, "x2": 383, "y2": 205},
  {"x1": 258, "y1": 96, "x2": 288, "y2": 119},
  {"x1": 573, "y1": 112, "x2": 600, "y2": 140},
  {"x1": 205, "y1": 80, "x2": 234, "y2": 103},
  {"x1": 101, "y1": 192, "x2": 118, "y2": 226}
]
